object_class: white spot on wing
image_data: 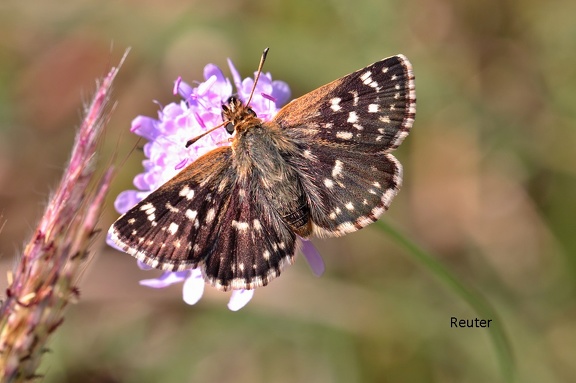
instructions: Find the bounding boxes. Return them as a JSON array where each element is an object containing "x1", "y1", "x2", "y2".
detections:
[
  {"x1": 347, "y1": 111, "x2": 358, "y2": 123},
  {"x1": 232, "y1": 220, "x2": 249, "y2": 231},
  {"x1": 179, "y1": 186, "x2": 195, "y2": 200},
  {"x1": 186, "y1": 209, "x2": 197, "y2": 221},
  {"x1": 368, "y1": 104, "x2": 379, "y2": 113},
  {"x1": 349, "y1": 90, "x2": 359, "y2": 106},
  {"x1": 168, "y1": 222, "x2": 179, "y2": 235},
  {"x1": 330, "y1": 97, "x2": 342, "y2": 112},
  {"x1": 140, "y1": 203, "x2": 156, "y2": 220},
  {"x1": 324, "y1": 178, "x2": 334, "y2": 188},
  {"x1": 345, "y1": 202, "x2": 354, "y2": 210},
  {"x1": 336, "y1": 131, "x2": 353, "y2": 140},
  {"x1": 332, "y1": 160, "x2": 343, "y2": 178},
  {"x1": 206, "y1": 208, "x2": 215, "y2": 223},
  {"x1": 165, "y1": 202, "x2": 180, "y2": 213},
  {"x1": 379, "y1": 115, "x2": 391, "y2": 124},
  {"x1": 140, "y1": 203, "x2": 154, "y2": 212}
]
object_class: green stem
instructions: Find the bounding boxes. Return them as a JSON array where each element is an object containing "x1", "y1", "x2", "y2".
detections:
[{"x1": 376, "y1": 220, "x2": 515, "y2": 382}]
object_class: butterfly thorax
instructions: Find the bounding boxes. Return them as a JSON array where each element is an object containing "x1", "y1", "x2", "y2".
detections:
[{"x1": 223, "y1": 97, "x2": 312, "y2": 237}]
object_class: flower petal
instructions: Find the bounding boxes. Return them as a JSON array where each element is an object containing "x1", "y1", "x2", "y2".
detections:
[
  {"x1": 271, "y1": 80, "x2": 291, "y2": 106},
  {"x1": 114, "y1": 190, "x2": 142, "y2": 214},
  {"x1": 300, "y1": 238, "x2": 325, "y2": 276},
  {"x1": 227, "y1": 289, "x2": 255, "y2": 311},
  {"x1": 177, "y1": 80, "x2": 194, "y2": 101},
  {"x1": 227, "y1": 58, "x2": 242, "y2": 91},
  {"x1": 137, "y1": 261, "x2": 153, "y2": 270},
  {"x1": 130, "y1": 115, "x2": 159, "y2": 141},
  {"x1": 139, "y1": 271, "x2": 190, "y2": 288},
  {"x1": 182, "y1": 269, "x2": 205, "y2": 305}
]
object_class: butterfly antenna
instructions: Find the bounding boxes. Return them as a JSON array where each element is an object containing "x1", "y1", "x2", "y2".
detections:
[
  {"x1": 185, "y1": 121, "x2": 227, "y2": 148},
  {"x1": 245, "y1": 47, "x2": 269, "y2": 107}
]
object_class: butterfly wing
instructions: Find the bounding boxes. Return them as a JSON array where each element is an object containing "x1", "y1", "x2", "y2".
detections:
[
  {"x1": 274, "y1": 55, "x2": 416, "y2": 237},
  {"x1": 275, "y1": 55, "x2": 415, "y2": 153},
  {"x1": 109, "y1": 146, "x2": 296, "y2": 290},
  {"x1": 109, "y1": 147, "x2": 235, "y2": 271}
]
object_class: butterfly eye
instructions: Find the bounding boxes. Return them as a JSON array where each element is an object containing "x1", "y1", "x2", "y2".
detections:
[
  {"x1": 225, "y1": 122, "x2": 235, "y2": 134},
  {"x1": 226, "y1": 96, "x2": 237, "y2": 108}
]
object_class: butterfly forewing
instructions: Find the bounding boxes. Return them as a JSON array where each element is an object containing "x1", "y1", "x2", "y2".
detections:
[
  {"x1": 276, "y1": 55, "x2": 415, "y2": 153},
  {"x1": 109, "y1": 147, "x2": 235, "y2": 271}
]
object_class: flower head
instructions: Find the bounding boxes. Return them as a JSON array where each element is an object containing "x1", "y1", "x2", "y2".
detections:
[{"x1": 108, "y1": 58, "x2": 323, "y2": 310}]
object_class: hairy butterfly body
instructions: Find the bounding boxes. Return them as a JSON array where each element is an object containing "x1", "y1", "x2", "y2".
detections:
[{"x1": 109, "y1": 54, "x2": 416, "y2": 291}]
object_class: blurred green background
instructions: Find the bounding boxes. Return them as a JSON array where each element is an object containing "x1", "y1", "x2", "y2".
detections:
[{"x1": 1, "y1": 0, "x2": 575, "y2": 382}]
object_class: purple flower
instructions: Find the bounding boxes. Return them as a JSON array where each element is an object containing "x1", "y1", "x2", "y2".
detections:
[{"x1": 108, "y1": 58, "x2": 324, "y2": 311}]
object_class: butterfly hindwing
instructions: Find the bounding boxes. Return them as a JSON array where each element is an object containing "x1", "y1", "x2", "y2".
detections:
[
  {"x1": 202, "y1": 179, "x2": 297, "y2": 290},
  {"x1": 294, "y1": 146, "x2": 403, "y2": 237}
]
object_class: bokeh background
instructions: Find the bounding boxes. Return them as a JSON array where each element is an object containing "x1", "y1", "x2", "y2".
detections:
[{"x1": 1, "y1": 0, "x2": 575, "y2": 382}]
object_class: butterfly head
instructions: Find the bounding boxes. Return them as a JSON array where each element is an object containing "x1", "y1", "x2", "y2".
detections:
[{"x1": 221, "y1": 96, "x2": 260, "y2": 135}]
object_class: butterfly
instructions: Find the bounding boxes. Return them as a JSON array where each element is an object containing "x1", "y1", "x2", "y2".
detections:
[{"x1": 109, "y1": 51, "x2": 416, "y2": 291}]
